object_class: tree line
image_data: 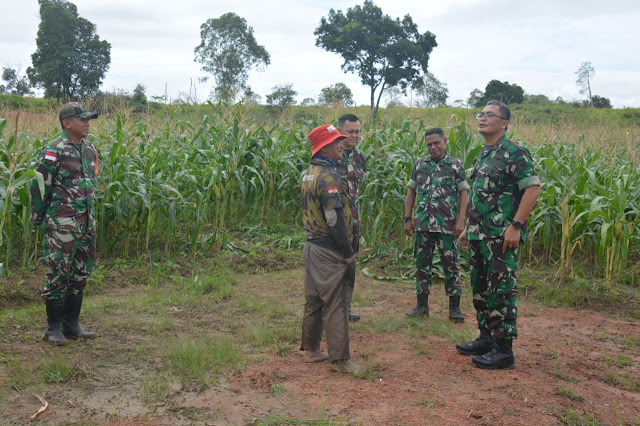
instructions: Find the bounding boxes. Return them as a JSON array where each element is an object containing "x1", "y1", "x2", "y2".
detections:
[{"x1": 3, "y1": 0, "x2": 612, "y2": 116}]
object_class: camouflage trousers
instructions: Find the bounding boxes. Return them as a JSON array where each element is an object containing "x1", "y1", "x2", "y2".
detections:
[
  {"x1": 350, "y1": 204, "x2": 360, "y2": 254},
  {"x1": 41, "y1": 229, "x2": 96, "y2": 300},
  {"x1": 414, "y1": 232, "x2": 461, "y2": 297},
  {"x1": 469, "y1": 239, "x2": 518, "y2": 340}
]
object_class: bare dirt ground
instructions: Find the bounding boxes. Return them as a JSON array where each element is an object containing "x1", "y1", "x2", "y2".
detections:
[{"x1": 2, "y1": 264, "x2": 639, "y2": 425}]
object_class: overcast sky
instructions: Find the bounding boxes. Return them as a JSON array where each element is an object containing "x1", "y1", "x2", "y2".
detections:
[{"x1": 2, "y1": 0, "x2": 639, "y2": 108}]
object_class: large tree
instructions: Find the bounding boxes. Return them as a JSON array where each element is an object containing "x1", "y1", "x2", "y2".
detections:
[
  {"x1": 317, "y1": 82, "x2": 354, "y2": 107},
  {"x1": 194, "y1": 13, "x2": 270, "y2": 103},
  {"x1": 470, "y1": 80, "x2": 525, "y2": 107},
  {"x1": 575, "y1": 61, "x2": 595, "y2": 107},
  {"x1": 266, "y1": 83, "x2": 297, "y2": 108},
  {"x1": 1, "y1": 67, "x2": 33, "y2": 96},
  {"x1": 315, "y1": 0, "x2": 437, "y2": 119},
  {"x1": 28, "y1": 0, "x2": 111, "y2": 100},
  {"x1": 413, "y1": 73, "x2": 448, "y2": 107}
]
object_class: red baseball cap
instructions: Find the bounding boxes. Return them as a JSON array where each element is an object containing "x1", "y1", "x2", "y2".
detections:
[{"x1": 308, "y1": 124, "x2": 347, "y2": 156}]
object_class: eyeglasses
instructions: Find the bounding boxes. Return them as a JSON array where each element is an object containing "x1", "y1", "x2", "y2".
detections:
[{"x1": 476, "y1": 112, "x2": 506, "y2": 120}]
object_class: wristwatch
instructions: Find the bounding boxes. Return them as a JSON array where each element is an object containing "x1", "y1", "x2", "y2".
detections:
[
  {"x1": 403, "y1": 216, "x2": 412, "y2": 222},
  {"x1": 510, "y1": 220, "x2": 524, "y2": 230}
]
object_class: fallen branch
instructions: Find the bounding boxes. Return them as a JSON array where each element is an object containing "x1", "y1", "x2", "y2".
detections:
[{"x1": 30, "y1": 394, "x2": 48, "y2": 420}]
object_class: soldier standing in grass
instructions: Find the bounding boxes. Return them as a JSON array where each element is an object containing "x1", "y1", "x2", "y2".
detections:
[
  {"x1": 30, "y1": 102, "x2": 99, "y2": 345},
  {"x1": 456, "y1": 100, "x2": 540, "y2": 369},
  {"x1": 336, "y1": 114, "x2": 365, "y2": 323},
  {"x1": 300, "y1": 124, "x2": 361, "y2": 374},
  {"x1": 404, "y1": 127, "x2": 468, "y2": 322}
]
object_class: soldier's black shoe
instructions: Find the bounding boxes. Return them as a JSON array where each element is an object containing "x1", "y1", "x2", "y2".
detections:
[
  {"x1": 471, "y1": 348, "x2": 516, "y2": 370},
  {"x1": 456, "y1": 333, "x2": 497, "y2": 355},
  {"x1": 448, "y1": 295, "x2": 465, "y2": 323},
  {"x1": 407, "y1": 292, "x2": 429, "y2": 317},
  {"x1": 62, "y1": 293, "x2": 96, "y2": 339},
  {"x1": 406, "y1": 305, "x2": 430, "y2": 317},
  {"x1": 348, "y1": 312, "x2": 361, "y2": 322},
  {"x1": 44, "y1": 298, "x2": 67, "y2": 346}
]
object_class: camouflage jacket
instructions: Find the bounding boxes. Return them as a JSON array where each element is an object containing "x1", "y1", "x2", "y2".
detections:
[
  {"x1": 466, "y1": 134, "x2": 540, "y2": 241},
  {"x1": 30, "y1": 132, "x2": 99, "y2": 234},
  {"x1": 408, "y1": 153, "x2": 469, "y2": 234},
  {"x1": 301, "y1": 157, "x2": 353, "y2": 241},
  {"x1": 336, "y1": 147, "x2": 366, "y2": 226}
]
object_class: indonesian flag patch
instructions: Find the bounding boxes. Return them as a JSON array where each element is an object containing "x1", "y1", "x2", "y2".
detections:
[
  {"x1": 44, "y1": 149, "x2": 58, "y2": 162},
  {"x1": 327, "y1": 186, "x2": 339, "y2": 194}
]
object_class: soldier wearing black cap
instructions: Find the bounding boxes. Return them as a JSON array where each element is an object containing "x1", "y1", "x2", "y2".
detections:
[{"x1": 30, "y1": 102, "x2": 100, "y2": 345}]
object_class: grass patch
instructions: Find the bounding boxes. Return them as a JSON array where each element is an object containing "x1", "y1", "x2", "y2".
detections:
[
  {"x1": 142, "y1": 372, "x2": 170, "y2": 403},
  {"x1": 554, "y1": 385, "x2": 584, "y2": 402},
  {"x1": 168, "y1": 335, "x2": 244, "y2": 386},
  {"x1": 353, "y1": 361, "x2": 384, "y2": 381},
  {"x1": 404, "y1": 317, "x2": 477, "y2": 343},
  {"x1": 600, "y1": 371, "x2": 639, "y2": 391},
  {"x1": 270, "y1": 383, "x2": 290, "y2": 397},
  {"x1": 553, "y1": 368, "x2": 579, "y2": 383},
  {"x1": 38, "y1": 358, "x2": 75, "y2": 383},
  {"x1": 243, "y1": 319, "x2": 298, "y2": 355},
  {"x1": 558, "y1": 405, "x2": 600, "y2": 425},
  {"x1": 179, "y1": 269, "x2": 234, "y2": 301},
  {"x1": 236, "y1": 295, "x2": 294, "y2": 319}
]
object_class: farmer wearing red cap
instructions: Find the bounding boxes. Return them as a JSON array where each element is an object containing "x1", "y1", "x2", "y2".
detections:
[{"x1": 300, "y1": 124, "x2": 361, "y2": 374}]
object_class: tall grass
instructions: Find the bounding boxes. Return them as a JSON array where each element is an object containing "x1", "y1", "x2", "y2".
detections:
[{"x1": 1, "y1": 101, "x2": 639, "y2": 287}]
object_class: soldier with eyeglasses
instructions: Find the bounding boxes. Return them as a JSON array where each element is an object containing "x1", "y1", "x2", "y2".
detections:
[{"x1": 456, "y1": 100, "x2": 541, "y2": 369}]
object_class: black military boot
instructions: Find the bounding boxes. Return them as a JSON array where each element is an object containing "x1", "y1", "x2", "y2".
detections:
[
  {"x1": 44, "y1": 298, "x2": 68, "y2": 345},
  {"x1": 406, "y1": 292, "x2": 429, "y2": 317},
  {"x1": 348, "y1": 312, "x2": 361, "y2": 322},
  {"x1": 62, "y1": 293, "x2": 96, "y2": 339},
  {"x1": 455, "y1": 329, "x2": 497, "y2": 355},
  {"x1": 472, "y1": 338, "x2": 516, "y2": 370},
  {"x1": 448, "y1": 295, "x2": 465, "y2": 323}
]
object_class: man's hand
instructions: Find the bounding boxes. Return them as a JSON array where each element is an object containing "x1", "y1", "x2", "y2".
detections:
[
  {"x1": 453, "y1": 218, "x2": 465, "y2": 239},
  {"x1": 345, "y1": 256, "x2": 355, "y2": 264},
  {"x1": 502, "y1": 225, "x2": 520, "y2": 253},
  {"x1": 458, "y1": 229, "x2": 468, "y2": 250},
  {"x1": 404, "y1": 219, "x2": 414, "y2": 237}
]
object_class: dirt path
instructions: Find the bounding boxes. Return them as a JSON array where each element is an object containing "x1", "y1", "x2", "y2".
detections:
[{"x1": 2, "y1": 267, "x2": 639, "y2": 425}]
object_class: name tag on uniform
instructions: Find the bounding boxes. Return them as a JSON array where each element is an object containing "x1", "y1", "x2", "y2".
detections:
[{"x1": 303, "y1": 175, "x2": 314, "y2": 182}]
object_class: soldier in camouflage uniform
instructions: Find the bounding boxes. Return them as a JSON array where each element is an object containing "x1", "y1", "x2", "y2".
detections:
[
  {"x1": 300, "y1": 124, "x2": 361, "y2": 374},
  {"x1": 335, "y1": 114, "x2": 365, "y2": 323},
  {"x1": 456, "y1": 101, "x2": 541, "y2": 369},
  {"x1": 30, "y1": 102, "x2": 99, "y2": 345},
  {"x1": 403, "y1": 128, "x2": 469, "y2": 322}
]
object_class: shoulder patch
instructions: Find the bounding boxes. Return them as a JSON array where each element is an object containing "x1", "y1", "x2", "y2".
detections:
[
  {"x1": 327, "y1": 186, "x2": 339, "y2": 194},
  {"x1": 44, "y1": 149, "x2": 58, "y2": 162}
]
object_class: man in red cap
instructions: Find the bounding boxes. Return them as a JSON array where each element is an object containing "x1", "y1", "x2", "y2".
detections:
[{"x1": 300, "y1": 124, "x2": 360, "y2": 374}]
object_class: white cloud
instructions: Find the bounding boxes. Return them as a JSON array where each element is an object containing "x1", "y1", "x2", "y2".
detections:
[{"x1": 1, "y1": 0, "x2": 638, "y2": 107}]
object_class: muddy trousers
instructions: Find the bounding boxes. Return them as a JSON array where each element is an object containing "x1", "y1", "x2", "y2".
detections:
[
  {"x1": 42, "y1": 229, "x2": 96, "y2": 300},
  {"x1": 469, "y1": 239, "x2": 518, "y2": 340},
  {"x1": 301, "y1": 242, "x2": 351, "y2": 362}
]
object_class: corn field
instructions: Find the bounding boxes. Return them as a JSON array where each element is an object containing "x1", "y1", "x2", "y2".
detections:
[{"x1": 1, "y1": 103, "x2": 639, "y2": 286}]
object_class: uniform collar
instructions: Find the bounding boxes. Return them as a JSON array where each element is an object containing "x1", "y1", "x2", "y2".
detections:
[
  {"x1": 312, "y1": 156, "x2": 336, "y2": 168},
  {"x1": 60, "y1": 131, "x2": 85, "y2": 147},
  {"x1": 427, "y1": 152, "x2": 451, "y2": 163}
]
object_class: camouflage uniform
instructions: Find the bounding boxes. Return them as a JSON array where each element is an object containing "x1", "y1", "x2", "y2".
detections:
[
  {"x1": 30, "y1": 131, "x2": 99, "y2": 300},
  {"x1": 466, "y1": 134, "x2": 540, "y2": 340},
  {"x1": 336, "y1": 147, "x2": 366, "y2": 253},
  {"x1": 301, "y1": 156, "x2": 354, "y2": 362},
  {"x1": 408, "y1": 153, "x2": 469, "y2": 296}
]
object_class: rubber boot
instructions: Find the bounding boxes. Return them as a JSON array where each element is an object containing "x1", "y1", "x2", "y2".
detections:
[
  {"x1": 406, "y1": 292, "x2": 429, "y2": 317},
  {"x1": 448, "y1": 295, "x2": 465, "y2": 323},
  {"x1": 455, "y1": 329, "x2": 497, "y2": 355},
  {"x1": 44, "y1": 298, "x2": 68, "y2": 345},
  {"x1": 472, "y1": 338, "x2": 516, "y2": 370},
  {"x1": 62, "y1": 293, "x2": 96, "y2": 339}
]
